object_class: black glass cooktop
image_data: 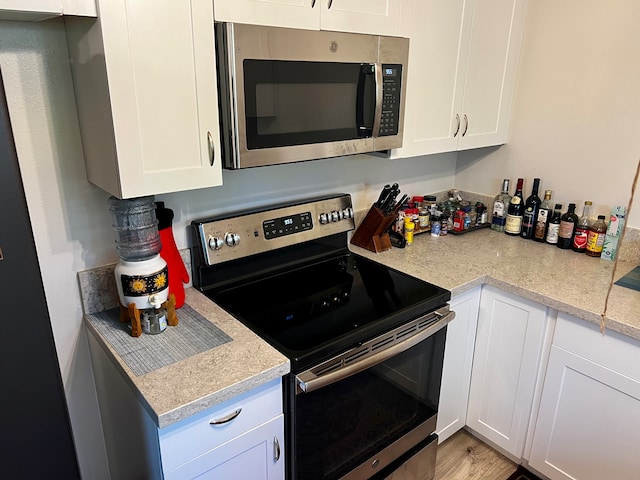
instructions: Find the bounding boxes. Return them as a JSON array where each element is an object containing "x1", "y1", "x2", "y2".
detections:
[{"x1": 205, "y1": 252, "x2": 450, "y2": 371}]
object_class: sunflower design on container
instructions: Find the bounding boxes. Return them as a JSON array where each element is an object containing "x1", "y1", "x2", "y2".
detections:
[{"x1": 121, "y1": 266, "x2": 169, "y2": 297}]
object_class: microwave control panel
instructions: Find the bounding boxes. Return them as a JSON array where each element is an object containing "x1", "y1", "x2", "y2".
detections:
[{"x1": 380, "y1": 64, "x2": 402, "y2": 137}]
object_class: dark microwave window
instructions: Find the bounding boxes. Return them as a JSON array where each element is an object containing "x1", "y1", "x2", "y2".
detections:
[{"x1": 243, "y1": 60, "x2": 374, "y2": 150}]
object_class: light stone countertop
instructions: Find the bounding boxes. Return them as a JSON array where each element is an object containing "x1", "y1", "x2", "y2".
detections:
[
  {"x1": 83, "y1": 286, "x2": 290, "y2": 429},
  {"x1": 349, "y1": 228, "x2": 640, "y2": 340},
  {"x1": 82, "y1": 226, "x2": 640, "y2": 430}
]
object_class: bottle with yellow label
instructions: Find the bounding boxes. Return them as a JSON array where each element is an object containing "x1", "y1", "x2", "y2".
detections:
[{"x1": 586, "y1": 215, "x2": 607, "y2": 257}]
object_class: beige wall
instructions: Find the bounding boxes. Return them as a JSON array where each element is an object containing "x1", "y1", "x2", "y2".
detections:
[{"x1": 455, "y1": 0, "x2": 640, "y2": 228}]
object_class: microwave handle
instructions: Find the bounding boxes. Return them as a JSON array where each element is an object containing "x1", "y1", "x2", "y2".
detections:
[{"x1": 356, "y1": 64, "x2": 376, "y2": 138}]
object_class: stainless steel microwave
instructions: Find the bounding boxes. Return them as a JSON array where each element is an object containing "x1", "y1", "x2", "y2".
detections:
[{"x1": 215, "y1": 23, "x2": 409, "y2": 169}]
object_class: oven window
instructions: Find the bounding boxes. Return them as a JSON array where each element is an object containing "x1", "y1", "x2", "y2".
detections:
[
  {"x1": 291, "y1": 326, "x2": 446, "y2": 480},
  {"x1": 243, "y1": 60, "x2": 375, "y2": 149}
]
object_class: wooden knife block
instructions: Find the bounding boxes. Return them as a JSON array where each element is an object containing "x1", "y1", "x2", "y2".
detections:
[{"x1": 350, "y1": 206, "x2": 398, "y2": 253}]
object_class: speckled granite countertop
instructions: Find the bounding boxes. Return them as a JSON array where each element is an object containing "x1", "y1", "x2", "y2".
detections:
[
  {"x1": 81, "y1": 227, "x2": 640, "y2": 430},
  {"x1": 82, "y1": 276, "x2": 289, "y2": 429},
  {"x1": 350, "y1": 228, "x2": 640, "y2": 340}
]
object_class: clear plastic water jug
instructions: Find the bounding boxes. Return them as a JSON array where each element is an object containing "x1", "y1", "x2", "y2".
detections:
[{"x1": 108, "y1": 196, "x2": 161, "y2": 261}]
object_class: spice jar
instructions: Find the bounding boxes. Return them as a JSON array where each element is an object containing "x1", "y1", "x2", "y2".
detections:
[
  {"x1": 404, "y1": 219, "x2": 415, "y2": 245},
  {"x1": 430, "y1": 216, "x2": 441, "y2": 237},
  {"x1": 453, "y1": 209, "x2": 466, "y2": 232},
  {"x1": 440, "y1": 215, "x2": 449, "y2": 236}
]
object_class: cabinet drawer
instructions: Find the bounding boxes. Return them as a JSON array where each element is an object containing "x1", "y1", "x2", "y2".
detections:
[
  {"x1": 159, "y1": 378, "x2": 282, "y2": 472},
  {"x1": 165, "y1": 414, "x2": 285, "y2": 480}
]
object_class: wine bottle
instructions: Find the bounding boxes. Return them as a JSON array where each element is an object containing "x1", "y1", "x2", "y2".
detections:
[
  {"x1": 520, "y1": 178, "x2": 541, "y2": 239},
  {"x1": 534, "y1": 190, "x2": 553, "y2": 242},
  {"x1": 571, "y1": 201, "x2": 593, "y2": 253},
  {"x1": 491, "y1": 179, "x2": 511, "y2": 233},
  {"x1": 545, "y1": 203, "x2": 563, "y2": 245},
  {"x1": 513, "y1": 178, "x2": 524, "y2": 202},
  {"x1": 504, "y1": 196, "x2": 523, "y2": 236},
  {"x1": 557, "y1": 203, "x2": 578, "y2": 249}
]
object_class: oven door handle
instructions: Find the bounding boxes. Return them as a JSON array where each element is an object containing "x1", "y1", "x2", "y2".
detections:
[{"x1": 295, "y1": 308, "x2": 455, "y2": 394}]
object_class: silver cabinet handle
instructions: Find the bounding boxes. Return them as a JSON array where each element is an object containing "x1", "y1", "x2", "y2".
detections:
[
  {"x1": 207, "y1": 131, "x2": 215, "y2": 166},
  {"x1": 311, "y1": 0, "x2": 316, "y2": 7},
  {"x1": 328, "y1": 0, "x2": 333, "y2": 9},
  {"x1": 274, "y1": 436, "x2": 281, "y2": 462},
  {"x1": 462, "y1": 114, "x2": 469, "y2": 136},
  {"x1": 209, "y1": 408, "x2": 242, "y2": 425},
  {"x1": 453, "y1": 113, "x2": 460, "y2": 137}
]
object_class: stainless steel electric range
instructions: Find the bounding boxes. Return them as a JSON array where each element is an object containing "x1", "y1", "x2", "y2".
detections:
[{"x1": 191, "y1": 194, "x2": 454, "y2": 480}]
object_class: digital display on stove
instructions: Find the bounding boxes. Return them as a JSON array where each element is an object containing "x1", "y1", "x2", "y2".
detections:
[{"x1": 263, "y1": 211, "x2": 313, "y2": 239}]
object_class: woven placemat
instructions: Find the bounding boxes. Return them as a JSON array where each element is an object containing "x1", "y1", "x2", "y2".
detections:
[{"x1": 88, "y1": 304, "x2": 232, "y2": 376}]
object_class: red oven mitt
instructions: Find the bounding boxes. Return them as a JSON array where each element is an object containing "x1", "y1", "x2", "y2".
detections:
[{"x1": 156, "y1": 202, "x2": 189, "y2": 308}]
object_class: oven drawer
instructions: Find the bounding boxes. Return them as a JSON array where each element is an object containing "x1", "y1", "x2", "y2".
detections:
[{"x1": 159, "y1": 378, "x2": 283, "y2": 473}]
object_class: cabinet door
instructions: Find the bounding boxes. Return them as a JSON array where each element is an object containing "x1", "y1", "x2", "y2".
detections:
[
  {"x1": 393, "y1": 0, "x2": 472, "y2": 158},
  {"x1": 165, "y1": 415, "x2": 285, "y2": 480},
  {"x1": 466, "y1": 286, "x2": 547, "y2": 458},
  {"x1": 68, "y1": 0, "x2": 223, "y2": 198},
  {"x1": 436, "y1": 288, "x2": 480, "y2": 443},
  {"x1": 457, "y1": 0, "x2": 527, "y2": 150},
  {"x1": 213, "y1": 0, "x2": 319, "y2": 31},
  {"x1": 0, "y1": 0, "x2": 61, "y2": 20},
  {"x1": 529, "y1": 346, "x2": 640, "y2": 480},
  {"x1": 320, "y1": 0, "x2": 404, "y2": 36}
]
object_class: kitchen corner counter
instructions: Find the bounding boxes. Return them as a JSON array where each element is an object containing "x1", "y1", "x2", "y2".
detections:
[
  {"x1": 350, "y1": 228, "x2": 640, "y2": 341},
  {"x1": 84, "y1": 287, "x2": 290, "y2": 429}
]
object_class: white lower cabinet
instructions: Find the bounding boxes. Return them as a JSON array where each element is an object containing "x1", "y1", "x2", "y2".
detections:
[
  {"x1": 436, "y1": 287, "x2": 480, "y2": 443},
  {"x1": 87, "y1": 332, "x2": 284, "y2": 479},
  {"x1": 528, "y1": 313, "x2": 640, "y2": 480},
  {"x1": 165, "y1": 415, "x2": 284, "y2": 479},
  {"x1": 160, "y1": 378, "x2": 285, "y2": 480},
  {"x1": 466, "y1": 285, "x2": 549, "y2": 458}
]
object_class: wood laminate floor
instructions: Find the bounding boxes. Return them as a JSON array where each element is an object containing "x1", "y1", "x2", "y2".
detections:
[{"x1": 434, "y1": 430, "x2": 518, "y2": 480}]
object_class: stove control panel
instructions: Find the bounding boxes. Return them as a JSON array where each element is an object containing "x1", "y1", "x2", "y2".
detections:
[{"x1": 193, "y1": 194, "x2": 356, "y2": 266}]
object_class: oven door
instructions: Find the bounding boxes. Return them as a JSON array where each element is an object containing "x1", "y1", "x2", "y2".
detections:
[{"x1": 287, "y1": 307, "x2": 453, "y2": 480}]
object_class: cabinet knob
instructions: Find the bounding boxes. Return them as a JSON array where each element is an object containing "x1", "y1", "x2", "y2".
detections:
[
  {"x1": 462, "y1": 114, "x2": 469, "y2": 137},
  {"x1": 327, "y1": 0, "x2": 333, "y2": 9},
  {"x1": 311, "y1": 0, "x2": 316, "y2": 7}
]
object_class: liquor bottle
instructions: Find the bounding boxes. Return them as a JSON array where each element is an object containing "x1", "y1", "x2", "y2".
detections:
[
  {"x1": 534, "y1": 190, "x2": 553, "y2": 242},
  {"x1": 504, "y1": 196, "x2": 523, "y2": 236},
  {"x1": 491, "y1": 179, "x2": 511, "y2": 233},
  {"x1": 585, "y1": 215, "x2": 607, "y2": 257},
  {"x1": 557, "y1": 203, "x2": 578, "y2": 249},
  {"x1": 520, "y1": 178, "x2": 541, "y2": 239},
  {"x1": 571, "y1": 201, "x2": 593, "y2": 253},
  {"x1": 545, "y1": 203, "x2": 563, "y2": 245}
]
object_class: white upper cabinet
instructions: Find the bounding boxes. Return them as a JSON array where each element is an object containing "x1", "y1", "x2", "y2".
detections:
[
  {"x1": 0, "y1": 0, "x2": 96, "y2": 21},
  {"x1": 66, "y1": 0, "x2": 223, "y2": 199},
  {"x1": 214, "y1": 0, "x2": 406, "y2": 36},
  {"x1": 392, "y1": 0, "x2": 527, "y2": 158}
]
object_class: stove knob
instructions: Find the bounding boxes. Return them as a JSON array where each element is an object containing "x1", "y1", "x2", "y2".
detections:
[
  {"x1": 224, "y1": 232, "x2": 241, "y2": 247},
  {"x1": 331, "y1": 210, "x2": 340, "y2": 222},
  {"x1": 319, "y1": 213, "x2": 329, "y2": 224},
  {"x1": 342, "y1": 207, "x2": 354, "y2": 220},
  {"x1": 208, "y1": 236, "x2": 224, "y2": 250}
]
